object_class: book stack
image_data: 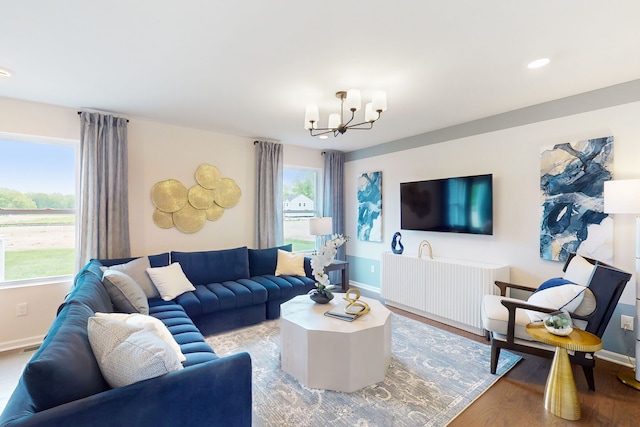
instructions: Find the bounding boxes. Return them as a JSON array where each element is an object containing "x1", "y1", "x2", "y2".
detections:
[{"x1": 324, "y1": 300, "x2": 367, "y2": 322}]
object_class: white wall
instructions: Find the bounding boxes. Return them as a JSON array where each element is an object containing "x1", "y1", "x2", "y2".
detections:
[
  {"x1": 0, "y1": 96, "x2": 323, "y2": 350},
  {"x1": 345, "y1": 101, "x2": 640, "y2": 306}
]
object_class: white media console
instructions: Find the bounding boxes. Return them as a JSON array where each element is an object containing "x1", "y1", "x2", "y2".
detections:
[{"x1": 381, "y1": 252, "x2": 510, "y2": 335}]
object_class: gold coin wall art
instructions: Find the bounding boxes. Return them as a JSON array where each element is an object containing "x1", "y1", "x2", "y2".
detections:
[{"x1": 151, "y1": 164, "x2": 242, "y2": 233}]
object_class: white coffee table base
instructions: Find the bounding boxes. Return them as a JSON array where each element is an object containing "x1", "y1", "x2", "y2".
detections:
[{"x1": 280, "y1": 295, "x2": 391, "y2": 393}]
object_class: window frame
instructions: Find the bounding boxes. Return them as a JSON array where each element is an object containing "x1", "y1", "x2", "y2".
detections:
[
  {"x1": 283, "y1": 165, "x2": 323, "y2": 253},
  {"x1": 0, "y1": 131, "x2": 79, "y2": 288}
]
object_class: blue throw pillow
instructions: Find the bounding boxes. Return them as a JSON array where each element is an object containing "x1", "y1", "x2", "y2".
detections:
[
  {"x1": 534, "y1": 277, "x2": 575, "y2": 293},
  {"x1": 248, "y1": 244, "x2": 293, "y2": 277}
]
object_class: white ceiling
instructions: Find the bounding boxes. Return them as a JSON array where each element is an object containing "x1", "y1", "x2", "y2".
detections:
[{"x1": 1, "y1": 1, "x2": 639, "y2": 152}]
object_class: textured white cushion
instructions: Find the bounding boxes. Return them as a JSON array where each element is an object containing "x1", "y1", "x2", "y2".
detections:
[
  {"x1": 101, "y1": 270, "x2": 149, "y2": 314},
  {"x1": 95, "y1": 312, "x2": 185, "y2": 362},
  {"x1": 563, "y1": 254, "x2": 595, "y2": 286},
  {"x1": 526, "y1": 284, "x2": 586, "y2": 322},
  {"x1": 146, "y1": 262, "x2": 196, "y2": 301},
  {"x1": 481, "y1": 295, "x2": 534, "y2": 341},
  {"x1": 100, "y1": 257, "x2": 160, "y2": 299},
  {"x1": 87, "y1": 317, "x2": 183, "y2": 388},
  {"x1": 275, "y1": 249, "x2": 305, "y2": 276}
]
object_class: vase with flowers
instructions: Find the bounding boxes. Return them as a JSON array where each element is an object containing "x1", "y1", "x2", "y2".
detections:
[{"x1": 309, "y1": 234, "x2": 349, "y2": 303}]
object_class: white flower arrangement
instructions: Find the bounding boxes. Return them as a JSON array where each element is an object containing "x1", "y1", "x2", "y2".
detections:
[{"x1": 310, "y1": 234, "x2": 349, "y2": 294}]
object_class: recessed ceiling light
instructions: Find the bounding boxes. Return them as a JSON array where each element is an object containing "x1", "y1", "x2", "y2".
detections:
[
  {"x1": 527, "y1": 58, "x2": 550, "y2": 69},
  {"x1": 318, "y1": 135, "x2": 329, "y2": 140},
  {"x1": 0, "y1": 68, "x2": 11, "y2": 77}
]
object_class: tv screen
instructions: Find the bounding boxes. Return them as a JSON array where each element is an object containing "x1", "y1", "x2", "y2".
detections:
[{"x1": 400, "y1": 174, "x2": 493, "y2": 235}]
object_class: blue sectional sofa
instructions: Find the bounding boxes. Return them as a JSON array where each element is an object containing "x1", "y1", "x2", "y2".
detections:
[{"x1": 0, "y1": 245, "x2": 316, "y2": 427}]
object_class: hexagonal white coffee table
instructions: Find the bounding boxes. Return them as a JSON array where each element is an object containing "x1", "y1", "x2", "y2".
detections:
[{"x1": 280, "y1": 294, "x2": 391, "y2": 392}]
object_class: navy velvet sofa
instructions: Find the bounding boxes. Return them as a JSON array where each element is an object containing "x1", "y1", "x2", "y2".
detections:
[{"x1": 0, "y1": 245, "x2": 316, "y2": 427}]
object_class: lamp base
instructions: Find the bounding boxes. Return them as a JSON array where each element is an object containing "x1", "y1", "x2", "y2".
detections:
[{"x1": 617, "y1": 370, "x2": 640, "y2": 391}]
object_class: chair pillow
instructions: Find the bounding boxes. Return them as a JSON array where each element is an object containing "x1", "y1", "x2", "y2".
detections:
[
  {"x1": 146, "y1": 262, "x2": 196, "y2": 301},
  {"x1": 100, "y1": 256, "x2": 160, "y2": 299},
  {"x1": 101, "y1": 270, "x2": 149, "y2": 314},
  {"x1": 526, "y1": 283, "x2": 586, "y2": 322},
  {"x1": 87, "y1": 316, "x2": 183, "y2": 388},
  {"x1": 95, "y1": 312, "x2": 185, "y2": 362},
  {"x1": 563, "y1": 254, "x2": 595, "y2": 286},
  {"x1": 275, "y1": 249, "x2": 306, "y2": 276},
  {"x1": 534, "y1": 277, "x2": 597, "y2": 318}
]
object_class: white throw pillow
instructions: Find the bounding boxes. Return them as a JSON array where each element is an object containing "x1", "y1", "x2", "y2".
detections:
[
  {"x1": 95, "y1": 312, "x2": 185, "y2": 362},
  {"x1": 100, "y1": 257, "x2": 160, "y2": 299},
  {"x1": 87, "y1": 317, "x2": 183, "y2": 388},
  {"x1": 275, "y1": 249, "x2": 305, "y2": 276},
  {"x1": 563, "y1": 254, "x2": 595, "y2": 286},
  {"x1": 146, "y1": 262, "x2": 196, "y2": 301},
  {"x1": 526, "y1": 284, "x2": 586, "y2": 322},
  {"x1": 101, "y1": 270, "x2": 149, "y2": 314}
]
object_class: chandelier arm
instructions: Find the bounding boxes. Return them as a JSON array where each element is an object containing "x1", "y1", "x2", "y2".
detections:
[
  {"x1": 309, "y1": 128, "x2": 337, "y2": 137},
  {"x1": 345, "y1": 122, "x2": 375, "y2": 130},
  {"x1": 343, "y1": 109, "x2": 356, "y2": 128}
]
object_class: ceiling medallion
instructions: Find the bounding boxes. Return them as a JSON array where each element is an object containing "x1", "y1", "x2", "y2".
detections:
[{"x1": 304, "y1": 89, "x2": 387, "y2": 138}]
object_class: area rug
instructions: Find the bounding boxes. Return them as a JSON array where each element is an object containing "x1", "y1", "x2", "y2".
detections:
[{"x1": 206, "y1": 313, "x2": 520, "y2": 427}]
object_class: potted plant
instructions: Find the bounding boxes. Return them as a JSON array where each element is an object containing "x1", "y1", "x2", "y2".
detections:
[{"x1": 309, "y1": 234, "x2": 349, "y2": 303}]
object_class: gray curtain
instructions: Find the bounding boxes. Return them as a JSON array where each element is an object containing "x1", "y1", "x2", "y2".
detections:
[
  {"x1": 323, "y1": 150, "x2": 345, "y2": 268},
  {"x1": 77, "y1": 112, "x2": 130, "y2": 269},
  {"x1": 255, "y1": 140, "x2": 283, "y2": 248}
]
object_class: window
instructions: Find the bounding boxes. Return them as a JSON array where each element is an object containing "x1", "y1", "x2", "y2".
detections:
[
  {"x1": 283, "y1": 167, "x2": 321, "y2": 252},
  {"x1": 0, "y1": 133, "x2": 78, "y2": 285}
]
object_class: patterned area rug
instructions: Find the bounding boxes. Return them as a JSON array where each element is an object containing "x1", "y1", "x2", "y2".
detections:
[{"x1": 206, "y1": 313, "x2": 520, "y2": 427}]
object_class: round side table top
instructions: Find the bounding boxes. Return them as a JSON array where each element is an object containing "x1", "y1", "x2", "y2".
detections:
[{"x1": 526, "y1": 323, "x2": 602, "y2": 353}]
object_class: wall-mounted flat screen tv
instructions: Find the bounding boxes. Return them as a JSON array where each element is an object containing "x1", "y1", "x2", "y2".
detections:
[{"x1": 400, "y1": 173, "x2": 493, "y2": 235}]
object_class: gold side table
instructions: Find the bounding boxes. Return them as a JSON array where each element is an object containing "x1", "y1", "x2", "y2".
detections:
[{"x1": 525, "y1": 323, "x2": 602, "y2": 421}]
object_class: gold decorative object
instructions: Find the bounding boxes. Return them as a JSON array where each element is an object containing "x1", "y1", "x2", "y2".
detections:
[
  {"x1": 526, "y1": 322, "x2": 602, "y2": 421},
  {"x1": 188, "y1": 184, "x2": 216, "y2": 210},
  {"x1": 215, "y1": 177, "x2": 242, "y2": 208},
  {"x1": 172, "y1": 203, "x2": 207, "y2": 233},
  {"x1": 152, "y1": 208, "x2": 174, "y2": 229},
  {"x1": 151, "y1": 164, "x2": 241, "y2": 233},
  {"x1": 205, "y1": 203, "x2": 225, "y2": 221},
  {"x1": 151, "y1": 179, "x2": 188, "y2": 212},
  {"x1": 195, "y1": 164, "x2": 222, "y2": 189},
  {"x1": 343, "y1": 288, "x2": 370, "y2": 316}
]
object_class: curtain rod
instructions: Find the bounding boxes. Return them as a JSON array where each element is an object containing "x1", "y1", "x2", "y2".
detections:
[{"x1": 77, "y1": 111, "x2": 129, "y2": 123}]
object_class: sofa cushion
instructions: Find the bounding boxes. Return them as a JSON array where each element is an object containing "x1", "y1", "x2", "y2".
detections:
[
  {"x1": 67, "y1": 271, "x2": 115, "y2": 314},
  {"x1": 171, "y1": 247, "x2": 250, "y2": 285},
  {"x1": 146, "y1": 262, "x2": 196, "y2": 301},
  {"x1": 98, "y1": 252, "x2": 171, "y2": 269},
  {"x1": 526, "y1": 284, "x2": 586, "y2": 322},
  {"x1": 275, "y1": 249, "x2": 306, "y2": 276},
  {"x1": 22, "y1": 302, "x2": 110, "y2": 412},
  {"x1": 101, "y1": 270, "x2": 149, "y2": 314},
  {"x1": 88, "y1": 316, "x2": 183, "y2": 388},
  {"x1": 248, "y1": 244, "x2": 292, "y2": 276},
  {"x1": 101, "y1": 256, "x2": 160, "y2": 299}
]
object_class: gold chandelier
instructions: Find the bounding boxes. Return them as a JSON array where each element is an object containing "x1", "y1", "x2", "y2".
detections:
[{"x1": 304, "y1": 89, "x2": 387, "y2": 138}]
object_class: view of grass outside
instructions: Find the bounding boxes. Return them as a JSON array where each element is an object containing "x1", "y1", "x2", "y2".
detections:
[
  {"x1": 0, "y1": 213, "x2": 75, "y2": 281},
  {"x1": 1, "y1": 138, "x2": 77, "y2": 283},
  {"x1": 283, "y1": 168, "x2": 319, "y2": 252}
]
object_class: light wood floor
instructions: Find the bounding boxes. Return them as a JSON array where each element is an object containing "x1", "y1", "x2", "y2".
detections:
[{"x1": 389, "y1": 306, "x2": 640, "y2": 427}]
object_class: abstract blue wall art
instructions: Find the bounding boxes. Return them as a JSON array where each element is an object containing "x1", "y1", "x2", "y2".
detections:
[
  {"x1": 357, "y1": 171, "x2": 382, "y2": 242},
  {"x1": 540, "y1": 136, "x2": 614, "y2": 262}
]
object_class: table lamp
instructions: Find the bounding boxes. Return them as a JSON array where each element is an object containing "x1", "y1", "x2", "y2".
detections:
[
  {"x1": 309, "y1": 217, "x2": 333, "y2": 253},
  {"x1": 604, "y1": 179, "x2": 640, "y2": 390}
]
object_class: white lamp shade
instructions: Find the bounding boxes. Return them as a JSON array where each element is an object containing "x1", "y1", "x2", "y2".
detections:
[
  {"x1": 327, "y1": 113, "x2": 341, "y2": 129},
  {"x1": 365, "y1": 103, "x2": 378, "y2": 122},
  {"x1": 604, "y1": 179, "x2": 640, "y2": 214},
  {"x1": 304, "y1": 105, "x2": 319, "y2": 129},
  {"x1": 371, "y1": 91, "x2": 387, "y2": 112},
  {"x1": 344, "y1": 89, "x2": 361, "y2": 112},
  {"x1": 309, "y1": 217, "x2": 333, "y2": 236}
]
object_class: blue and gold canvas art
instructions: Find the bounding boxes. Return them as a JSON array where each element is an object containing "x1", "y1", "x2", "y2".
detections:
[
  {"x1": 357, "y1": 171, "x2": 382, "y2": 242},
  {"x1": 540, "y1": 136, "x2": 613, "y2": 262}
]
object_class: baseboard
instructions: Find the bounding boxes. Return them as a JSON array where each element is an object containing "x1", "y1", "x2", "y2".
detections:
[
  {"x1": 596, "y1": 349, "x2": 636, "y2": 368},
  {"x1": 347, "y1": 281, "x2": 380, "y2": 295},
  {"x1": 0, "y1": 335, "x2": 44, "y2": 353}
]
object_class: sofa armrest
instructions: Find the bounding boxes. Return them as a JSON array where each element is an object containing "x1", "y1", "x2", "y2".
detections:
[
  {"x1": 1, "y1": 353, "x2": 252, "y2": 427},
  {"x1": 495, "y1": 280, "x2": 537, "y2": 297},
  {"x1": 500, "y1": 299, "x2": 556, "y2": 343}
]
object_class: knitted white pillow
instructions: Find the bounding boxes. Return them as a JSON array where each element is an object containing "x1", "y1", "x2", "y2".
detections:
[{"x1": 87, "y1": 317, "x2": 183, "y2": 388}]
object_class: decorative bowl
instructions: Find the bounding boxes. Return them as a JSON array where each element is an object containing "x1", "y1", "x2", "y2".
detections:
[{"x1": 543, "y1": 310, "x2": 573, "y2": 336}]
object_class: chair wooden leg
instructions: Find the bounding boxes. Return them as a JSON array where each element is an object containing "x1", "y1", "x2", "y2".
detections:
[
  {"x1": 582, "y1": 365, "x2": 595, "y2": 391},
  {"x1": 491, "y1": 344, "x2": 500, "y2": 374}
]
